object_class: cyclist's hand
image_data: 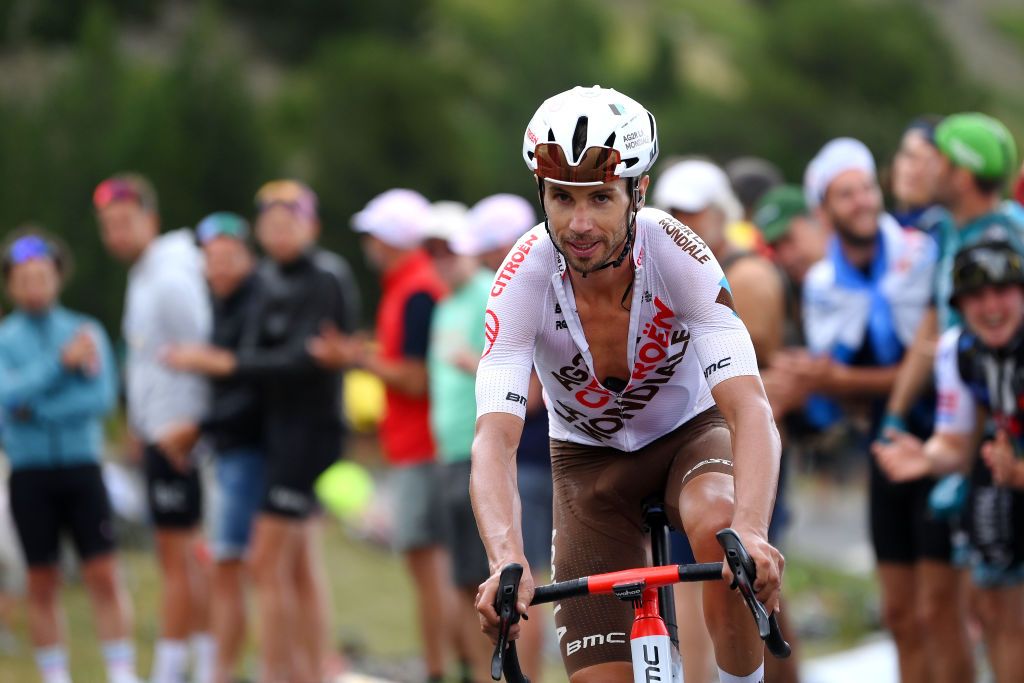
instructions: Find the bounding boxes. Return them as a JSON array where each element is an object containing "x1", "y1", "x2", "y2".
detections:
[
  {"x1": 475, "y1": 560, "x2": 535, "y2": 644},
  {"x1": 726, "y1": 527, "x2": 784, "y2": 615}
]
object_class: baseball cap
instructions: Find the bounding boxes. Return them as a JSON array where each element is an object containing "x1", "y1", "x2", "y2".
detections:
[
  {"x1": 754, "y1": 185, "x2": 808, "y2": 244},
  {"x1": 463, "y1": 194, "x2": 538, "y2": 254},
  {"x1": 422, "y1": 201, "x2": 469, "y2": 243},
  {"x1": 93, "y1": 174, "x2": 158, "y2": 212},
  {"x1": 934, "y1": 112, "x2": 1017, "y2": 182},
  {"x1": 351, "y1": 189, "x2": 433, "y2": 249},
  {"x1": 652, "y1": 160, "x2": 742, "y2": 222},
  {"x1": 197, "y1": 212, "x2": 250, "y2": 244},
  {"x1": 255, "y1": 180, "x2": 318, "y2": 218},
  {"x1": 803, "y1": 137, "x2": 876, "y2": 208}
]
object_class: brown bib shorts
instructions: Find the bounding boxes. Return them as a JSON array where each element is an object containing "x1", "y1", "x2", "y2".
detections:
[{"x1": 548, "y1": 406, "x2": 733, "y2": 676}]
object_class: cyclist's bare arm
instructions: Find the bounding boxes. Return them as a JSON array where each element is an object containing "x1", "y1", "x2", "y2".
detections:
[
  {"x1": 471, "y1": 411, "x2": 530, "y2": 641},
  {"x1": 709, "y1": 374, "x2": 784, "y2": 613},
  {"x1": 886, "y1": 306, "x2": 938, "y2": 417}
]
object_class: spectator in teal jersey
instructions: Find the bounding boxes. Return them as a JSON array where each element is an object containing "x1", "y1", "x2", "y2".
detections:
[
  {"x1": 0, "y1": 230, "x2": 139, "y2": 683},
  {"x1": 421, "y1": 201, "x2": 495, "y2": 683}
]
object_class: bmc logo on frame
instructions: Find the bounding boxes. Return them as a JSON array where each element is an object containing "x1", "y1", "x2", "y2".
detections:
[{"x1": 565, "y1": 632, "x2": 626, "y2": 656}]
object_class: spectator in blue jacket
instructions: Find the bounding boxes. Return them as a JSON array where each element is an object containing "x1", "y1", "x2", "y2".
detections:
[{"x1": 0, "y1": 231, "x2": 139, "y2": 683}]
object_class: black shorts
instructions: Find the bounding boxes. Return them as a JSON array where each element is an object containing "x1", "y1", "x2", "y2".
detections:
[
  {"x1": 869, "y1": 456, "x2": 953, "y2": 564},
  {"x1": 144, "y1": 445, "x2": 202, "y2": 529},
  {"x1": 441, "y1": 460, "x2": 490, "y2": 589},
  {"x1": 262, "y1": 418, "x2": 342, "y2": 519},
  {"x1": 9, "y1": 464, "x2": 116, "y2": 567}
]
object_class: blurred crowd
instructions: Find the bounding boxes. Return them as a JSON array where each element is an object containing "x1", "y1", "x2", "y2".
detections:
[{"x1": 0, "y1": 107, "x2": 1022, "y2": 683}]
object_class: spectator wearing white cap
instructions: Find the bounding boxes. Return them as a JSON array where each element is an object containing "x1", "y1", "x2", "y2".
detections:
[
  {"x1": 653, "y1": 159, "x2": 791, "y2": 683},
  {"x1": 309, "y1": 188, "x2": 452, "y2": 682},
  {"x1": 420, "y1": 201, "x2": 501, "y2": 683},
  {"x1": 782, "y1": 138, "x2": 966, "y2": 683}
]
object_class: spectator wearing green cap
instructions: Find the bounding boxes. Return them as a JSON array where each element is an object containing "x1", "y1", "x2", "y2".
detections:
[
  {"x1": 159, "y1": 212, "x2": 266, "y2": 683},
  {"x1": 881, "y1": 112, "x2": 1024, "y2": 681}
]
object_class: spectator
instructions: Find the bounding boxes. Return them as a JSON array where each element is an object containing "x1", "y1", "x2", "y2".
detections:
[
  {"x1": 0, "y1": 231, "x2": 138, "y2": 683},
  {"x1": 309, "y1": 188, "x2": 451, "y2": 682},
  {"x1": 787, "y1": 139, "x2": 971, "y2": 683},
  {"x1": 725, "y1": 156, "x2": 784, "y2": 255},
  {"x1": 889, "y1": 115, "x2": 946, "y2": 238},
  {"x1": 422, "y1": 200, "x2": 494, "y2": 682},
  {"x1": 159, "y1": 212, "x2": 265, "y2": 683},
  {"x1": 165, "y1": 180, "x2": 359, "y2": 682},
  {"x1": 93, "y1": 174, "x2": 214, "y2": 683}
]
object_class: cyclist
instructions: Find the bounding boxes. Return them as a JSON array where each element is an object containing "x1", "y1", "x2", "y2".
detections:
[
  {"x1": 472, "y1": 85, "x2": 783, "y2": 683},
  {"x1": 93, "y1": 173, "x2": 214, "y2": 683},
  {"x1": 874, "y1": 240, "x2": 1024, "y2": 683}
]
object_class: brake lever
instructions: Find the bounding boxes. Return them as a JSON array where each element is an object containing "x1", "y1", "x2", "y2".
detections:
[
  {"x1": 491, "y1": 563, "x2": 529, "y2": 682},
  {"x1": 716, "y1": 528, "x2": 791, "y2": 658}
]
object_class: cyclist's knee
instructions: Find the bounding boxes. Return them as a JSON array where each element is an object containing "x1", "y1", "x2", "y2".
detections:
[{"x1": 680, "y1": 486, "x2": 734, "y2": 560}]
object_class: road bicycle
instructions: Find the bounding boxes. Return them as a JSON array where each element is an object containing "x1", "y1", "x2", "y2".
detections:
[{"x1": 491, "y1": 500, "x2": 790, "y2": 682}]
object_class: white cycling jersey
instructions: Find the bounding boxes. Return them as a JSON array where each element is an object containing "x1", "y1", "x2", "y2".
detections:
[{"x1": 475, "y1": 207, "x2": 759, "y2": 452}]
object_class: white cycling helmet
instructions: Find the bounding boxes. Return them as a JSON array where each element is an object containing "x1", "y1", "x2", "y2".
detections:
[{"x1": 523, "y1": 85, "x2": 659, "y2": 187}]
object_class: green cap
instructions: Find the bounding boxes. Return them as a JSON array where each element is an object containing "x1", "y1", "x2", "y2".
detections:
[
  {"x1": 934, "y1": 112, "x2": 1017, "y2": 182},
  {"x1": 753, "y1": 185, "x2": 807, "y2": 243}
]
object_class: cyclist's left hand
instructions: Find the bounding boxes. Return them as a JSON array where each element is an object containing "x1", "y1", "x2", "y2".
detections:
[{"x1": 726, "y1": 526, "x2": 784, "y2": 615}]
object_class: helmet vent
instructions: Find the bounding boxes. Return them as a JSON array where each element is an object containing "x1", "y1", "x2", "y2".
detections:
[
  {"x1": 572, "y1": 116, "x2": 589, "y2": 163},
  {"x1": 603, "y1": 132, "x2": 616, "y2": 147}
]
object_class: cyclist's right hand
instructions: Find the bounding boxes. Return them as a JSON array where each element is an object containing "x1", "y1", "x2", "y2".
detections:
[{"x1": 476, "y1": 559, "x2": 535, "y2": 644}]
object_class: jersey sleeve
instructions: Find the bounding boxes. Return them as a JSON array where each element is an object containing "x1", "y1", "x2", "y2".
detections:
[
  {"x1": 651, "y1": 215, "x2": 759, "y2": 388},
  {"x1": 474, "y1": 231, "x2": 545, "y2": 420},
  {"x1": 934, "y1": 326, "x2": 976, "y2": 435}
]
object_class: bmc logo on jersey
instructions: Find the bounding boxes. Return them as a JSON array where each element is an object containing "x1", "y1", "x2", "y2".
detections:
[
  {"x1": 505, "y1": 392, "x2": 527, "y2": 406},
  {"x1": 704, "y1": 357, "x2": 731, "y2": 378}
]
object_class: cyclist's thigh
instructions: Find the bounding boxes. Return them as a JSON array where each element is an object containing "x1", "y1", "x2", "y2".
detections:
[
  {"x1": 663, "y1": 407, "x2": 733, "y2": 530},
  {"x1": 549, "y1": 440, "x2": 667, "y2": 676}
]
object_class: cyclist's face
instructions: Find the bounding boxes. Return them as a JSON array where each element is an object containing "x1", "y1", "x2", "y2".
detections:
[
  {"x1": 256, "y1": 205, "x2": 316, "y2": 264},
  {"x1": 7, "y1": 258, "x2": 60, "y2": 313},
  {"x1": 892, "y1": 129, "x2": 941, "y2": 209},
  {"x1": 960, "y1": 284, "x2": 1024, "y2": 349},
  {"x1": 543, "y1": 177, "x2": 646, "y2": 274},
  {"x1": 97, "y1": 201, "x2": 157, "y2": 263},
  {"x1": 203, "y1": 237, "x2": 253, "y2": 299},
  {"x1": 821, "y1": 169, "x2": 881, "y2": 246}
]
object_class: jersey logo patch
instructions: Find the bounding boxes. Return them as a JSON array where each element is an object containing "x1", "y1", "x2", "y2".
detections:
[
  {"x1": 482, "y1": 309, "x2": 499, "y2": 358},
  {"x1": 716, "y1": 276, "x2": 737, "y2": 316}
]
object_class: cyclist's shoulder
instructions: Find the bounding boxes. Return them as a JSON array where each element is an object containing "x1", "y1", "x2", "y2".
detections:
[
  {"x1": 638, "y1": 207, "x2": 714, "y2": 268},
  {"x1": 490, "y1": 224, "x2": 556, "y2": 295}
]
